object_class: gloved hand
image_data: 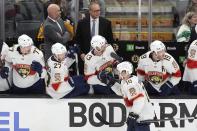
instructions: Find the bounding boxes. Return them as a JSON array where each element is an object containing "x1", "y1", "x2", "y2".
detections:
[
  {"x1": 31, "y1": 61, "x2": 42, "y2": 77},
  {"x1": 67, "y1": 44, "x2": 80, "y2": 59},
  {"x1": 127, "y1": 112, "x2": 139, "y2": 130},
  {"x1": 160, "y1": 81, "x2": 174, "y2": 96},
  {"x1": 0, "y1": 67, "x2": 9, "y2": 79},
  {"x1": 97, "y1": 70, "x2": 116, "y2": 87}
]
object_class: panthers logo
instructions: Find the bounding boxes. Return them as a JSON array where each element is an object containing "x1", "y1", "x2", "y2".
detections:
[
  {"x1": 147, "y1": 71, "x2": 163, "y2": 85},
  {"x1": 14, "y1": 64, "x2": 31, "y2": 78}
]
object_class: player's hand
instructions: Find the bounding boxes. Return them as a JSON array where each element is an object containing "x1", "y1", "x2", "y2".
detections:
[
  {"x1": 127, "y1": 112, "x2": 139, "y2": 129},
  {"x1": 67, "y1": 44, "x2": 79, "y2": 59},
  {"x1": 0, "y1": 67, "x2": 9, "y2": 79},
  {"x1": 97, "y1": 70, "x2": 116, "y2": 87},
  {"x1": 31, "y1": 61, "x2": 42, "y2": 77}
]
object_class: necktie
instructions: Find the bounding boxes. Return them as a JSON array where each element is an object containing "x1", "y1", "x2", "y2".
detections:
[{"x1": 91, "y1": 19, "x2": 96, "y2": 37}]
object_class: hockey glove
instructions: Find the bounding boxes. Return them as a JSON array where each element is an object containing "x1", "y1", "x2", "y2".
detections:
[
  {"x1": 97, "y1": 70, "x2": 116, "y2": 87},
  {"x1": 127, "y1": 112, "x2": 139, "y2": 130},
  {"x1": 67, "y1": 44, "x2": 80, "y2": 59},
  {"x1": 0, "y1": 67, "x2": 9, "y2": 79},
  {"x1": 31, "y1": 61, "x2": 42, "y2": 77},
  {"x1": 160, "y1": 81, "x2": 174, "y2": 96}
]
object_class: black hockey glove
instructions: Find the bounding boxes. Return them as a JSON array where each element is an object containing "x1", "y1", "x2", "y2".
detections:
[
  {"x1": 31, "y1": 61, "x2": 42, "y2": 77},
  {"x1": 127, "y1": 112, "x2": 139, "y2": 130},
  {"x1": 0, "y1": 67, "x2": 9, "y2": 79},
  {"x1": 97, "y1": 70, "x2": 116, "y2": 87},
  {"x1": 160, "y1": 81, "x2": 174, "y2": 96},
  {"x1": 67, "y1": 44, "x2": 79, "y2": 59}
]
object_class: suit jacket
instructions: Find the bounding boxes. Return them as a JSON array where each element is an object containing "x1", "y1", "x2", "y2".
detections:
[
  {"x1": 75, "y1": 16, "x2": 114, "y2": 54},
  {"x1": 43, "y1": 17, "x2": 70, "y2": 61}
]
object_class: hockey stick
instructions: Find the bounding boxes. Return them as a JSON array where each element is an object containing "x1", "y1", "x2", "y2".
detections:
[
  {"x1": 5, "y1": 77, "x2": 11, "y2": 90},
  {"x1": 74, "y1": 53, "x2": 79, "y2": 75},
  {"x1": 95, "y1": 112, "x2": 197, "y2": 125}
]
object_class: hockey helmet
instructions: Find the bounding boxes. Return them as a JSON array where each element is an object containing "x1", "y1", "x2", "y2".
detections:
[
  {"x1": 51, "y1": 43, "x2": 67, "y2": 55},
  {"x1": 91, "y1": 35, "x2": 106, "y2": 50},
  {"x1": 117, "y1": 61, "x2": 133, "y2": 75},
  {"x1": 150, "y1": 40, "x2": 166, "y2": 53},
  {"x1": 18, "y1": 34, "x2": 33, "y2": 47}
]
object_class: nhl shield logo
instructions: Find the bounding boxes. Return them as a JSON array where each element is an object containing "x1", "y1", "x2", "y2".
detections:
[{"x1": 14, "y1": 64, "x2": 31, "y2": 78}]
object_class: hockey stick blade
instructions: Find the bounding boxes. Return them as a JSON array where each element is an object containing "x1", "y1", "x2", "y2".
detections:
[{"x1": 110, "y1": 52, "x2": 123, "y2": 62}]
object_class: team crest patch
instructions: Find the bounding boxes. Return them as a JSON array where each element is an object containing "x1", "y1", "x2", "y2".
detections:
[
  {"x1": 147, "y1": 71, "x2": 163, "y2": 85},
  {"x1": 14, "y1": 64, "x2": 31, "y2": 78}
]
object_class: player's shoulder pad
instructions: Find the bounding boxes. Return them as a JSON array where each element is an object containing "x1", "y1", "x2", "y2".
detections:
[
  {"x1": 163, "y1": 53, "x2": 174, "y2": 62},
  {"x1": 32, "y1": 46, "x2": 43, "y2": 57},
  {"x1": 84, "y1": 52, "x2": 94, "y2": 63},
  {"x1": 125, "y1": 75, "x2": 139, "y2": 86},
  {"x1": 140, "y1": 52, "x2": 150, "y2": 60},
  {"x1": 106, "y1": 44, "x2": 115, "y2": 52}
]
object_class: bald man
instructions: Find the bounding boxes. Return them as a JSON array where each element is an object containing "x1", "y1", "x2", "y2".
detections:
[{"x1": 43, "y1": 4, "x2": 71, "y2": 62}]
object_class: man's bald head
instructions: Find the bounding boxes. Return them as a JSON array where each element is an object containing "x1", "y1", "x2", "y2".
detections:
[{"x1": 47, "y1": 4, "x2": 61, "y2": 20}]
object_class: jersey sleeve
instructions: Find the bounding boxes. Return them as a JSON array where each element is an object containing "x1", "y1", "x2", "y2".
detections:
[
  {"x1": 64, "y1": 57, "x2": 75, "y2": 68},
  {"x1": 32, "y1": 47, "x2": 46, "y2": 79},
  {"x1": 1, "y1": 42, "x2": 9, "y2": 60},
  {"x1": 164, "y1": 54, "x2": 181, "y2": 86},
  {"x1": 84, "y1": 53, "x2": 96, "y2": 79},
  {"x1": 136, "y1": 54, "x2": 147, "y2": 82}
]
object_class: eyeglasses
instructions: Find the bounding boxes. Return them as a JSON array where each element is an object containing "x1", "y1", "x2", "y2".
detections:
[{"x1": 91, "y1": 9, "x2": 100, "y2": 13}]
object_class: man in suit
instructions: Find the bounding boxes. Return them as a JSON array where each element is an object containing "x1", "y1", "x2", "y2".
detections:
[
  {"x1": 43, "y1": 4, "x2": 71, "y2": 62},
  {"x1": 75, "y1": 1, "x2": 114, "y2": 73}
]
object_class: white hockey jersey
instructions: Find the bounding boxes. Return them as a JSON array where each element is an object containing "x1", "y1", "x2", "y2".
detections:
[
  {"x1": 0, "y1": 42, "x2": 12, "y2": 91},
  {"x1": 84, "y1": 44, "x2": 116, "y2": 86},
  {"x1": 5, "y1": 44, "x2": 46, "y2": 88},
  {"x1": 121, "y1": 76, "x2": 154, "y2": 121},
  {"x1": 183, "y1": 41, "x2": 197, "y2": 82},
  {"x1": 47, "y1": 56, "x2": 75, "y2": 99},
  {"x1": 137, "y1": 51, "x2": 181, "y2": 92}
]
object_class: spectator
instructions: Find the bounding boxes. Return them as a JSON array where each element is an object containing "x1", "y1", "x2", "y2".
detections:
[
  {"x1": 84, "y1": 35, "x2": 120, "y2": 95},
  {"x1": 1, "y1": 34, "x2": 46, "y2": 94},
  {"x1": 0, "y1": 41, "x2": 12, "y2": 93},
  {"x1": 46, "y1": 43, "x2": 89, "y2": 99},
  {"x1": 176, "y1": 11, "x2": 197, "y2": 42},
  {"x1": 75, "y1": 1, "x2": 114, "y2": 73},
  {"x1": 137, "y1": 40, "x2": 181, "y2": 96},
  {"x1": 43, "y1": 4, "x2": 71, "y2": 61},
  {"x1": 186, "y1": 0, "x2": 197, "y2": 13},
  {"x1": 183, "y1": 40, "x2": 197, "y2": 94}
]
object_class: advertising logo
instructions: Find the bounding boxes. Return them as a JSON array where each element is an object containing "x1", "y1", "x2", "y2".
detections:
[
  {"x1": 126, "y1": 44, "x2": 134, "y2": 52},
  {"x1": 0, "y1": 112, "x2": 29, "y2": 131}
]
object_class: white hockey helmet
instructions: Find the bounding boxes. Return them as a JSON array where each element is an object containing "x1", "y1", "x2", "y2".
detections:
[
  {"x1": 150, "y1": 40, "x2": 166, "y2": 53},
  {"x1": 18, "y1": 34, "x2": 33, "y2": 47},
  {"x1": 117, "y1": 61, "x2": 133, "y2": 75},
  {"x1": 91, "y1": 35, "x2": 106, "y2": 50},
  {"x1": 51, "y1": 43, "x2": 67, "y2": 55}
]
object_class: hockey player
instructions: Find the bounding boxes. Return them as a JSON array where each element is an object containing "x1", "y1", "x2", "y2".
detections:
[
  {"x1": 47, "y1": 43, "x2": 90, "y2": 99},
  {"x1": 84, "y1": 35, "x2": 120, "y2": 94},
  {"x1": 183, "y1": 40, "x2": 197, "y2": 94},
  {"x1": 116, "y1": 61, "x2": 154, "y2": 131},
  {"x1": 1, "y1": 34, "x2": 46, "y2": 94},
  {"x1": 0, "y1": 42, "x2": 12, "y2": 93},
  {"x1": 137, "y1": 40, "x2": 181, "y2": 96}
]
